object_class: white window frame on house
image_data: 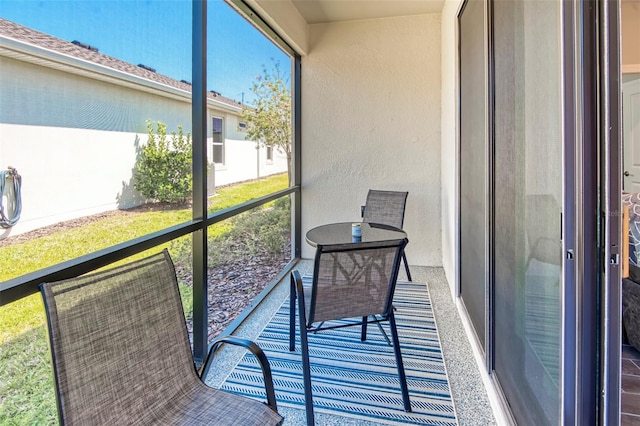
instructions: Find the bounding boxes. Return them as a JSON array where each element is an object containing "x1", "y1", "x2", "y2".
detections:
[
  {"x1": 212, "y1": 116, "x2": 224, "y2": 165},
  {"x1": 266, "y1": 145, "x2": 273, "y2": 163}
]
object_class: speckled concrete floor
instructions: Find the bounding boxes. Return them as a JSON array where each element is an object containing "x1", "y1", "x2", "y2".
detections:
[{"x1": 205, "y1": 261, "x2": 497, "y2": 425}]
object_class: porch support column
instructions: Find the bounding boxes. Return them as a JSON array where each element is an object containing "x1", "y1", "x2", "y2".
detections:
[
  {"x1": 293, "y1": 55, "x2": 302, "y2": 259},
  {"x1": 192, "y1": 0, "x2": 208, "y2": 365}
]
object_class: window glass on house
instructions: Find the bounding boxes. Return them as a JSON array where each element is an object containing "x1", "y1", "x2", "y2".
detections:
[
  {"x1": 458, "y1": 0, "x2": 565, "y2": 422},
  {"x1": 266, "y1": 145, "x2": 274, "y2": 162},
  {"x1": 212, "y1": 116, "x2": 224, "y2": 165}
]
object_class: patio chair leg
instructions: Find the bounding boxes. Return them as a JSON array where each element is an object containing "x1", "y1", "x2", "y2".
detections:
[
  {"x1": 361, "y1": 316, "x2": 368, "y2": 341},
  {"x1": 376, "y1": 320, "x2": 392, "y2": 346},
  {"x1": 402, "y1": 252, "x2": 412, "y2": 282},
  {"x1": 361, "y1": 316, "x2": 392, "y2": 345},
  {"x1": 297, "y1": 286, "x2": 315, "y2": 425},
  {"x1": 300, "y1": 328, "x2": 315, "y2": 426},
  {"x1": 289, "y1": 272, "x2": 298, "y2": 352},
  {"x1": 389, "y1": 311, "x2": 411, "y2": 412}
]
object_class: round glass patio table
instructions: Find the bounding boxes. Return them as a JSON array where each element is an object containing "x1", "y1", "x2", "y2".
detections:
[{"x1": 305, "y1": 222, "x2": 407, "y2": 247}]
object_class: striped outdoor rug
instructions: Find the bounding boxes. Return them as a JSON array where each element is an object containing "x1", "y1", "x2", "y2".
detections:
[{"x1": 221, "y1": 279, "x2": 458, "y2": 425}]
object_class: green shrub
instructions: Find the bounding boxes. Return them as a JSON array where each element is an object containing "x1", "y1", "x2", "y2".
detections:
[{"x1": 134, "y1": 121, "x2": 192, "y2": 203}]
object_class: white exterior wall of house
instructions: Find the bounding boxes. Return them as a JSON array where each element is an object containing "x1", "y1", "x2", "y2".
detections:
[
  {"x1": 213, "y1": 137, "x2": 288, "y2": 187},
  {"x1": 299, "y1": 14, "x2": 443, "y2": 266},
  {"x1": 0, "y1": 123, "x2": 146, "y2": 234},
  {"x1": 0, "y1": 52, "x2": 286, "y2": 238},
  {"x1": 211, "y1": 112, "x2": 289, "y2": 187}
]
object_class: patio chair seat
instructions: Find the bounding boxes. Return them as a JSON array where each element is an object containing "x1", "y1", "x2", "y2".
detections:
[
  {"x1": 137, "y1": 384, "x2": 282, "y2": 425},
  {"x1": 40, "y1": 250, "x2": 282, "y2": 426}
]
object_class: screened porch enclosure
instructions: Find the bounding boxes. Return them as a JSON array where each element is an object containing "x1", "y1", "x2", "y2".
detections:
[{"x1": 0, "y1": 0, "x2": 623, "y2": 424}]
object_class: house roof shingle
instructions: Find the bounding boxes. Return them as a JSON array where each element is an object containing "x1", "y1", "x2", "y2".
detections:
[{"x1": 0, "y1": 18, "x2": 244, "y2": 110}]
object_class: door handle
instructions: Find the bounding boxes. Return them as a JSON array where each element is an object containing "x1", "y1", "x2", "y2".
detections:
[{"x1": 625, "y1": 171, "x2": 632, "y2": 177}]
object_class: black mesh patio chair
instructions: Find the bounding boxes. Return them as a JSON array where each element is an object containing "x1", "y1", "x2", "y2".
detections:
[
  {"x1": 361, "y1": 189, "x2": 412, "y2": 281},
  {"x1": 40, "y1": 250, "x2": 283, "y2": 426},
  {"x1": 289, "y1": 238, "x2": 411, "y2": 426}
]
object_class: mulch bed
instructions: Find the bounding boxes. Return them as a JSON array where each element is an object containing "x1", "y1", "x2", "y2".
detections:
[
  {"x1": 179, "y1": 243, "x2": 291, "y2": 341},
  {"x1": 1, "y1": 203, "x2": 291, "y2": 341}
]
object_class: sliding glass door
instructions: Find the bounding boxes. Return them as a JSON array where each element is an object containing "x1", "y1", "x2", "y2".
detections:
[
  {"x1": 459, "y1": 0, "x2": 622, "y2": 422},
  {"x1": 492, "y1": 0, "x2": 563, "y2": 423},
  {"x1": 459, "y1": 0, "x2": 570, "y2": 423}
]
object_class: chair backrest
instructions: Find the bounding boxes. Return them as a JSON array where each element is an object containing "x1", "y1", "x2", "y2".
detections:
[
  {"x1": 362, "y1": 190, "x2": 409, "y2": 230},
  {"x1": 40, "y1": 250, "x2": 197, "y2": 425},
  {"x1": 308, "y1": 239, "x2": 407, "y2": 325}
]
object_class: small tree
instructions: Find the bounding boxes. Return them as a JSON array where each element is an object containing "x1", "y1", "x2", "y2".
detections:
[
  {"x1": 134, "y1": 120, "x2": 192, "y2": 204},
  {"x1": 241, "y1": 60, "x2": 292, "y2": 183}
]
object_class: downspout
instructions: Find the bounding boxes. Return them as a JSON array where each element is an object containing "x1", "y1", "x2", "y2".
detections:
[{"x1": 257, "y1": 139, "x2": 260, "y2": 179}]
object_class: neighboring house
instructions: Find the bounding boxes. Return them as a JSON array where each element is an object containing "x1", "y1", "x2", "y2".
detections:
[{"x1": 0, "y1": 18, "x2": 287, "y2": 238}]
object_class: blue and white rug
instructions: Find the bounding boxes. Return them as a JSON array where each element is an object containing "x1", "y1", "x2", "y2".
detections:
[{"x1": 221, "y1": 279, "x2": 458, "y2": 425}]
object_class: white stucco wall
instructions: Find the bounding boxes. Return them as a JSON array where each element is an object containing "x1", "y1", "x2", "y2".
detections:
[
  {"x1": 214, "y1": 137, "x2": 288, "y2": 187},
  {"x1": 0, "y1": 123, "x2": 145, "y2": 234},
  {"x1": 0, "y1": 122, "x2": 285, "y2": 238},
  {"x1": 210, "y1": 112, "x2": 288, "y2": 188},
  {"x1": 440, "y1": 0, "x2": 463, "y2": 293},
  {"x1": 300, "y1": 14, "x2": 442, "y2": 265},
  {"x1": 0, "y1": 56, "x2": 286, "y2": 238}
]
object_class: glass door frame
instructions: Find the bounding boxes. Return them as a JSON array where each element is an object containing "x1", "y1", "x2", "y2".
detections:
[
  {"x1": 598, "y1": 0, "x2": 622, "y2": 423},
  {"x1": 456, "y1": 0, "x2": 622, "y2": 422},
  {"x1": 566, "y1": 0, "x2": 622, "y2": 422},
  {"x1": 456, "y1": 0, "x2": 491, "y2": 359}
]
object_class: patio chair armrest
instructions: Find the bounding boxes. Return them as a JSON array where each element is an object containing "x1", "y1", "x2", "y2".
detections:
[{"x1": 200, "y1": 335, "x2": 278, "y2": 411}]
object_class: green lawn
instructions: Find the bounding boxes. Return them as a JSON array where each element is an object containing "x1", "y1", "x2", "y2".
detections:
[{"x1": 0, "y1": 173, "x2": 287, "y2": 424}]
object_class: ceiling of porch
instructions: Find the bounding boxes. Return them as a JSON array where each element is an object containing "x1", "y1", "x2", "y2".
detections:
[
  {"x1": 289, "y1": 0, "x2": 445, "y2": 24},
  {"x1": 248, "y1": 0, "x2": 445, "y2": 55}
]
